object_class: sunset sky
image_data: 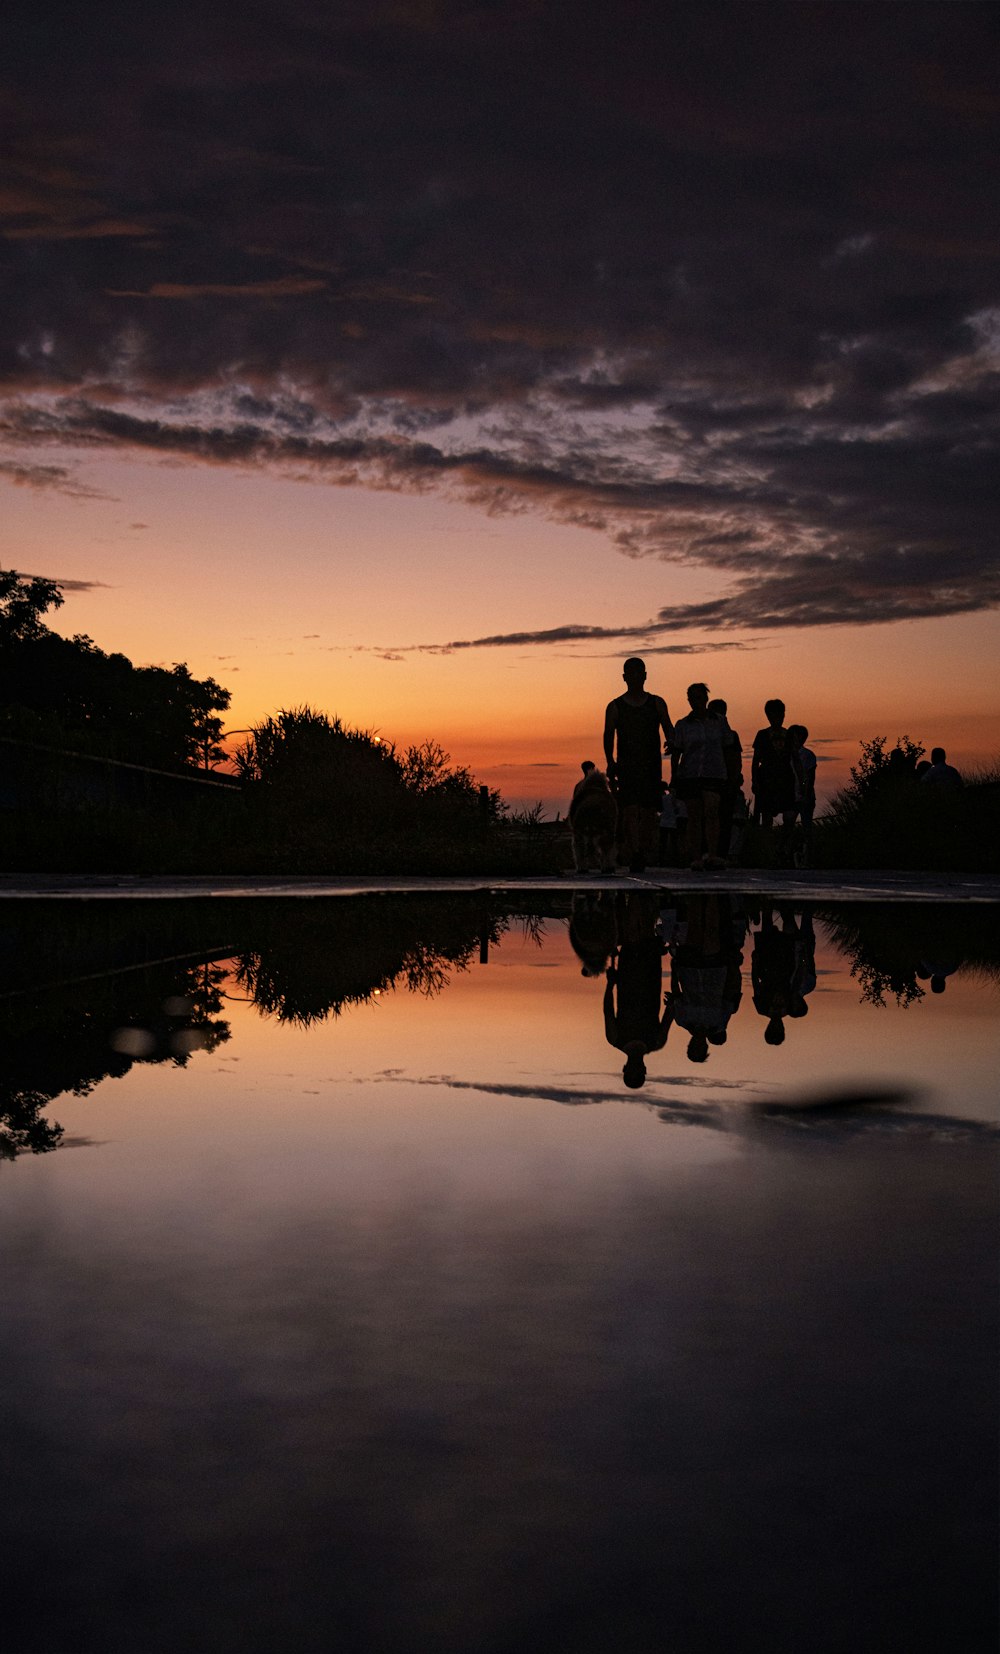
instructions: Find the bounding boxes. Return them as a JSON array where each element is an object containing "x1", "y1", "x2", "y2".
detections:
[{"x1": 3, "y1": 0, "x2": 998, "y2": 808}]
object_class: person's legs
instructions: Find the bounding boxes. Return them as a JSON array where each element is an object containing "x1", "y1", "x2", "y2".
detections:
[
  {"x1": 703, "y1": 789, "x2": 721, "y2": 859},
  {"x1": 686, "y1": 791, "x2": 706, "y2": 865},
  {"x1": 637, "y1": 806, "x2": 658, "y2": 867},
  {"x1": 620, "y1": 802, "x2": 641, "y2": 868}
]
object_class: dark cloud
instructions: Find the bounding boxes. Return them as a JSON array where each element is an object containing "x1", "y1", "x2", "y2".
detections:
[
  {"x1": 1, "y1": 0, "x2": 998, "y2": 634},
  {"x1": 0, "y1": 459, "x2": 113, "y2": 499},
  {"x1": 24, "y1": 571, "x2": 110, "y2": 590}
]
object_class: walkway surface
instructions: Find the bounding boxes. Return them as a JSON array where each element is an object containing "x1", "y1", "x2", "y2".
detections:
[{"x1": 2, "y1": 871, "x2": 999, "y2": 902}]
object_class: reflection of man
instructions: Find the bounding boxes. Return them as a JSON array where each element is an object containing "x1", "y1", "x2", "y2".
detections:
[
  {"x1": 604, "y1": 894, "x2": 673, "y2": 1087},
  {"x1": 604, "y1": 658, "x2": 673, "y2": 875},
  {"x1": 751, "y1": 905, "x2": 797, "y2": 1045},
  {"x1": 670, "y1": 894, "x2": 744, "y2": 1062}
]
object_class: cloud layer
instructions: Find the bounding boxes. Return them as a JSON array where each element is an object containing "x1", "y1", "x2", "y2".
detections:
[{"x1": 2, "y1": 0, "x2": 998, "y2": 640}]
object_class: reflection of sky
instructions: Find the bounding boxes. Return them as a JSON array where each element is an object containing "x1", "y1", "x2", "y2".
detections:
[
  {"x1": 22, "y1": 916, "x2": 999, "y2": 1214},
  {"x1": 2, "y1": 914, "x2": 997, "y2": 1651}
]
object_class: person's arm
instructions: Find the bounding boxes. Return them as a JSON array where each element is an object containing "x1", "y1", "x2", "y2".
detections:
[
  {"x1": 656, "y1": 696, "x2": 673, "y2": 750},
  {"x1": 750, "y1": 731, "x2": 763, "y2": 794},
  {"x1": 669, "y1": 717, "x2": 683, "y2": 786},
  {"x1": 724, "y1": 726, "x2": 741, "y2": 786},
  {"x1": 603, "y1": 700, "x2": 617, "y2": 777}
]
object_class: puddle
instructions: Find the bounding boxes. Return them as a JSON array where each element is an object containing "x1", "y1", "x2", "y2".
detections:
[{"x1": 1, "y1": 894, "x2": 997, "y2": 1651}]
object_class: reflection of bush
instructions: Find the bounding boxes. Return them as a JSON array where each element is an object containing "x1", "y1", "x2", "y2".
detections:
[
  {"x1": 0, "y1": 959, "x2": 230, "y2": 1159},
  {"x1": 235, "y1": 898, "x2": 506, "y2": 1026},
  {"x1": 821, "y1": 903, "x2": 1000, "y2": 1008}
]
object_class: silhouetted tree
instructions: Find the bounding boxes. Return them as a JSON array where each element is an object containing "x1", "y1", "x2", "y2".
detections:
[{"x1": 0, "y1": 568, "x2": 230, "y2": 770}]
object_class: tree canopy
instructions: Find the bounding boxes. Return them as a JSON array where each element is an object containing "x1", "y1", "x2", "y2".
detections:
[{"x1": 1, "y1": 568, "x2": 230, "y2": 770}]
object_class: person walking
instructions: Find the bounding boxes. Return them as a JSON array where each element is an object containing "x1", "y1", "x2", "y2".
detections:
[
  {"x1": 604, "y1": 657, "x2": 673, "y2": 874},
  {"x1": 669, "y1": 683, "x2": 732, "y2": 869},
  {"x1": 752, "y1": 698, "x2": 797, "y2": 860}
]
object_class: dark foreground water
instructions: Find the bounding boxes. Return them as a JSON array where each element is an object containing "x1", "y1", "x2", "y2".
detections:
[{"x1": 1, "y1": 894, "x2": 997, "y2": 1653}]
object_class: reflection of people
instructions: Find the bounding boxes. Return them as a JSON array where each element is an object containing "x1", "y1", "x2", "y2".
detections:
[
  {"x1": 751, "y1": 905, "x2": 797, "y2": 1044},
  {"x1": 916, "y1": 956, "x2": 961, "y2": 994},
  {"x1": 604, "y1": 658, "x2": 673, "y2": 875},
  {"x1": 569, "y1": 891, "x2": 618, "y2": 977},
  {"x1": 789, "y1": 907, "x2": 816, "y2": 1019},
  {"x1": 604, "y1": 893, "x2": 673, "y2": 1087},
  {"x1": 670, "y1": 893, "x2": 744, "y2": 1062}
]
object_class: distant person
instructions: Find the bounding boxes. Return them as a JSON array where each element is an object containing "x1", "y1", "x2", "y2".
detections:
[
  {"x1": 788, "y1": 724, "x2": 817, "y2": 866},
  {"x1": 751, "y1": 699, "x2": 797, "y2": 853},
  {"x1": 708, "y1": 696, "x2": 743, "y2": 862},
  {"x1": 568, "y1": 761, "x2": 618, "y2": 872},
  {"x1": 669, "y1": 683, "x2": 732, "y2": 869},
  {"x1": 604, "y1": 892, "x2": 673, "y2": 1087},
  {"x1": 920, "y1": 747, "x2": 963, "y2": 791},
  {"x1": 604, "y1": 658, "x2": 673, "y2": 875}
]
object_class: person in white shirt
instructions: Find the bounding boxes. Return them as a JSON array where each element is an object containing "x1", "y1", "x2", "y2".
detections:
[{"x1": 669, "y1": 683, "x2": 734, "y2": 870}]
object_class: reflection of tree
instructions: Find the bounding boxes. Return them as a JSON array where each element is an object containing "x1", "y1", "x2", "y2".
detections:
[
  {"x1": 235, "y1": 899, "x2": 507, "y2": 1026},
  {"x1": 0, "y1": 959, "x2": 230, "y2": 1159},
  {"x1": 821, "y1": 903, "x2": 1000, "y2": 1009}
]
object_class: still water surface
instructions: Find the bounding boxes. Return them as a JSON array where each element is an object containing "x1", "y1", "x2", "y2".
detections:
[{"x1": 1, "y1": 894, "x2": 997, "y2": 1653}]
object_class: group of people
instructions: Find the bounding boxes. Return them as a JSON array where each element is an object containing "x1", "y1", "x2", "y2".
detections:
[
  {"x1": 570, "y1": 889, "x2": 816, "y2": 1087},
  {"x1": 596, "y1": 657, "x2": 816, "y2": 873}
]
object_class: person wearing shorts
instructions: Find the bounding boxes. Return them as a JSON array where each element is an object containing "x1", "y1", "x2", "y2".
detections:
[
  {"x1": 669, "y1": 683, "x2": 733, "y2": 870},
  {"x1": 603, "y1": 657, "x2": 673, "y2": 874}
]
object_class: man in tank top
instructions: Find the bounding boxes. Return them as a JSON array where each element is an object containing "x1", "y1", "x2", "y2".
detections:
[{"x1": 603, "y1": 657, "x2": 673, "y2": 874}]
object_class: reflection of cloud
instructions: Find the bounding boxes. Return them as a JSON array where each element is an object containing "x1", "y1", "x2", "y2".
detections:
[
  {"x1": 364, "y1": 1072, "x2": 1000, "y2": 1141},
  {"x1": 1, "y1": 5, "x2": 997, "y2": 634}
]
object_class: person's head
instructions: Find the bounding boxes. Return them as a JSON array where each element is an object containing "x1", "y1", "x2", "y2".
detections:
[
  {"x1": 687, "y1": 681, "x2": 709, "y2": 711},
  {"x1": 707, "y1": 1029, "x2": 727, "y2": 1047},
  {"x1": 788, "y1": 998, "x2": 809, "y2": 1019},
  {"x1": 623, "y1": 1050, "x2": 648, "y2": 1088},
  {"x1": 788, "y1": 723, "x2": 807, "y2": 748},
  {"x1": 686, "y1": 1031, "x2": 709, "y2": 1063},
  {"x1": 931, "y1": 975, "x2": 947, "y2": 994},
  {"x1": 916, "y1": 760, "x2": 931, "y2": 778},
  {"x1": 764, "y1": 1016, "x2": 786, "y2": 1045},
  {"x1": 931, "y1": 746, "x2": 946, "y2": 764},
  {"x1": 581, "y1": 759, "x2": 596, "y2": 775},
  {"x1": 623, "y1": 657, "x2": 646, "y2": 689},
  {"x1": 764, "y1": 698, "x2": 785, "y2": 727},
  {"x1": 707, "y1": 698, "x2": 727, "y2": 718}
]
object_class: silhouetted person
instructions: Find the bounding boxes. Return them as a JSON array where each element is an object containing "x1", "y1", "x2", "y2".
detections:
[
  {"x1": 568, "y1": 761, "x2": 618, "y2": 872},
  {"x1": 669, "y1": 683, "x2": 733, "y2": 869},
  {"x1": 604, "y1": 892, "x2": 672, "y2": 1086},
  {"x1": 921, "y1": 747, "x2": 963, "y2": 790},
  {"x1": 752, "y1": 698, "x2": 797, "y2": 855},
  {"x1": 604, "y1": 658, "x2": 673, "y2": 874},
  {"x1": 708, "y1": 696, "x2": 743, "y2": 863},
  {"x1": 788, "y1": 724, "x2": 817, "y2": 866}
]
